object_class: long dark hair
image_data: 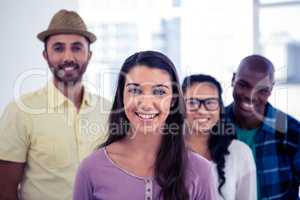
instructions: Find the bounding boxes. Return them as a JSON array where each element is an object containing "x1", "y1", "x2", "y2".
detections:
[
  {"x1": 102, "y1": 51, "x2": 189, "y2": 200},
  {"x1": 182, "y1": 74, "x2": 234, "y2": 197}
]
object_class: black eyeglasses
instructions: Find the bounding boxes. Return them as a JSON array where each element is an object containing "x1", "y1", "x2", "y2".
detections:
[{"x1": 185, "y1": 98, "x2": 220, "y2": 111}]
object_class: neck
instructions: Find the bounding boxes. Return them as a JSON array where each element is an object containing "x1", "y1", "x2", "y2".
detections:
[
  {"x1": 236, "y1": 116, "x2": 261, "y2": 129},
  {"x1": 124, "y1": 128, "x2": 162, "y2": 159},
  {"x1": 53, "y1": 79, "x2": 84, "y2": 111},
  {"x1": 186, "y1": 130, "x2": 211, "y2": 160}
]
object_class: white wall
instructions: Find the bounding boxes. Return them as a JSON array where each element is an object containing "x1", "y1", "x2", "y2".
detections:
[{"x1": 0, "y1": 0, "x2": 79, "y2": 114}]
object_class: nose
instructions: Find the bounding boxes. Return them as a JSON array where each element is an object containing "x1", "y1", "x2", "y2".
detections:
[
  {"x1": 196, "y1": 103, "x2": 209, "y2": 114},
  {"x1": 240, "y1": 88, "x2": 258, "y2": 103},
  {"x1": 63, "y1": 49, "x2": 75, "y2": 62},
  {"x1": 138, "y1": 95, "x2": 155, "y2": 111}
]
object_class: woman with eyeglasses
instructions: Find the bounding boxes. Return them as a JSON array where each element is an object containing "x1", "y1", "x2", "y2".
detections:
[
  {"x1": 182, "y1": 74, "x2": 257, "y2": 200},
  {"x1": 73, "y1": 52, "x2": 217, "y2": 200}
]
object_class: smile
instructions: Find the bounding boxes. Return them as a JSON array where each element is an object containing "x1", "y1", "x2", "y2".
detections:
[
  {"x1": 135, "y1": 112, "x2": 159, "y2": 120},
  {"x1": 196, "y1": 118, "x2": 209, "y2": 123},
  {"x1": 240, "y1": 102, "x2": 254, "y2": 110},
  {"x1": 63, "y1": 66, "x2": 78, "y2": 71}
]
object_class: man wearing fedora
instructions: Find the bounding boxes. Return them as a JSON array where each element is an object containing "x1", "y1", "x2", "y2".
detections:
[{"x1": 0, "y1": 10, "x2": 111, "y2": 200}]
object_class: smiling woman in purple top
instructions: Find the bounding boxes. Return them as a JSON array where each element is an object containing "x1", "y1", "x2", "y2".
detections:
[{"x1": 73, "y1": 51, "x2": 217, "y2": 200}]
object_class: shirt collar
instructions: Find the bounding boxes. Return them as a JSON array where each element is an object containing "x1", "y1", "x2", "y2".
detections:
[
  {"x1": 261, "y1": 103, "x2": 287, "y2": 134},
  {"x1": 227, "y1": 102, "x2": 286, "y2": 134},
  {"x1": 44, "y1": 81, "x2": 94, "y2": 109},
  {"x1": 82, "y1": 87, "x2": 94, "y2": 107}
]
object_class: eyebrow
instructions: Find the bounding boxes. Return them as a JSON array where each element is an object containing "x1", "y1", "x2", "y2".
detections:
[
  {"x1": 185, "y1": 97, "x2": 219, "y2": 100},
  {"x1": 238, "y1": 79, "x2": 272, "y2": 90},
  {"x1": 51, "y1": 41, "x2": 84, "y2": 46},
  {"x1": 72, "y1": 42, "x2": 84, "y2": 46},
  {"x1": 237, "y1": 79, "x2": 252, "y2": 87},
  {"x1": 126, "y1": 83, "x2": 170, "y2": 89},
  {"x1": 52, "y1": 42, "x2": 65, "y2": 47},
  {"x1": 154, "y1": 84, "x2": 169, "y2": 89},
  {"x1": 126, "y1": 83, "x2": 140, "y2": 87}
]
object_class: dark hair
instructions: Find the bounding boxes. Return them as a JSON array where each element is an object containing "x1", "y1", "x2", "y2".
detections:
[
  {"x1": 102, "y1": 51, "x2": 189, "y2": 200},
  {"x1": 182, "y1": 74, "x2": 234, "y2": 197}
]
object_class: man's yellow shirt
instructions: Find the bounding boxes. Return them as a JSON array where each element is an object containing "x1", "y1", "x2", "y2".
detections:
[{"x1": 0, "y1": 81, "x2": 111, "y2": 200}]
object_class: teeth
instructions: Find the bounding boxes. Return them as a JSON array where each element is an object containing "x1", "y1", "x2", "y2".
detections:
[
  {"x1": 242, "y1": 102, "x2": 254, "y2": 109},
  {"x1": 64, "y1": 66, "x2": 75, "y2": 71},
  {"x1": 197, "y1": 118, "x2": 209, "y2": 122},
  {"x1": 136, "y1": 113, "x2": 157, "y2": 119}
]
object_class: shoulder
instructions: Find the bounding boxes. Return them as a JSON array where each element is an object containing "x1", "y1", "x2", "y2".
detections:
[
  {"x1": 227, "y1": 140, "x2": 256, "y2": 173},
  {"x1": 228, "y1": 140, "x2": 252, "y2": 156},
  {"x1": 186, "y1": 150, "x2": 214, "y2": 181},
  {"x1": 78, "y1": 148, "x2": 107, "y2": 174},
  {"x1": 228, "y1": 140, "x2": 253, "y2": 160},
  {"x1": 267, "y1": 104, "x2": 300, "y2": 129},
  {"x1": 187, "y1": 150, "x2": 212, "y2": 168},
  {"x1": 273, "y1": 103, "x2": 300, "y2": 124},
  {"x1": 20, "y1": 88, "x2": 44, "y2": 102},
  {"x1": 8, "y1": 88, "x2": 48, "y2": 115},
  {"x1": 186, "y1": 151, "x2": 218, "y2": 199},
  {"x1": 286, "y1": 113, "x2": 300, "y2": 131},
  {"x1": 85, "y1": 88, "x2": 110, "y2": 104},
  {"x1": 90, "y1": 93, "x2": 111, "y2": 105},
  {"x1": 80, "y1": 148, "x2": 107, "y2": 166},
  {"x1": 1, "y1": 88, "x2": 45, "y2": 119},
  {"x1": 87, "y1": 92, "x2": 112, "y2": 112}
]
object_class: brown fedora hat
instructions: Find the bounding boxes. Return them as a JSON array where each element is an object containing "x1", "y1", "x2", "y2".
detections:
[{"x1": 37, "y1": 9, "x2": 96, "y2": 43}]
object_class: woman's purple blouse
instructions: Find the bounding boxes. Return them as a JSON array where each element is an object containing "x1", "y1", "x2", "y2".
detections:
[{"x1": 73, "y1": 148, "x2": 217, "y2": 200}]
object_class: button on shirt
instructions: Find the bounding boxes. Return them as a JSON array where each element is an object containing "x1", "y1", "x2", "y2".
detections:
[{"x1": 0, "y1": 81, "x2": 111, "y2": 200}]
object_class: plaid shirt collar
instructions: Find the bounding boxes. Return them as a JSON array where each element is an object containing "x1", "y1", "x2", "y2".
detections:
[{"x1": 226, "y1": 102, "x2": 287, "y2": 135}]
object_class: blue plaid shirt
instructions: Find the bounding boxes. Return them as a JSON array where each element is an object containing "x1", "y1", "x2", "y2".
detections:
[{"x1": 226, "y1": 103, "x2": 300, "y2": 200}]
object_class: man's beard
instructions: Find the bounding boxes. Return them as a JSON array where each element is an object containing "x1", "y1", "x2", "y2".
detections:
[{"x1": 48, "y1": 60, "x2": 88, "y2": 85}]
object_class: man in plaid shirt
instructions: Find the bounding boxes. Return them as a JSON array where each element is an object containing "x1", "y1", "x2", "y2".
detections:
[{"x1": 226, "y1": 54, "x2": 300, "y2": 200}]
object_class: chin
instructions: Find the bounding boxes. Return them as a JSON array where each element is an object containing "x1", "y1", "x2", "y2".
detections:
[
  {"x1": 136, "y1": 125, "x2": 161, "y2": 134},
  {"x1": 58, "y1": 77, "x2": 82, "y2": 84}
]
